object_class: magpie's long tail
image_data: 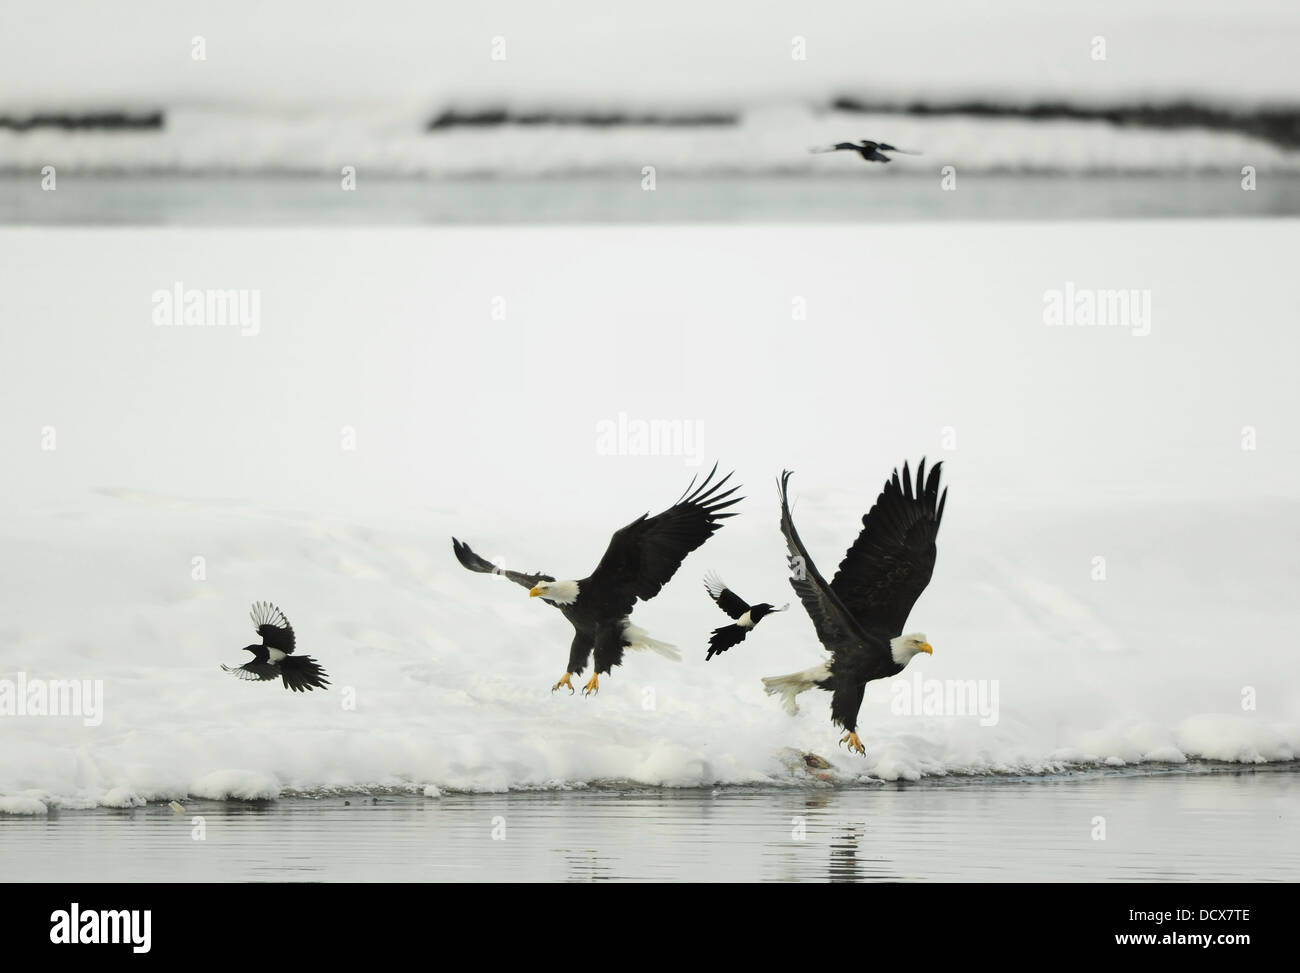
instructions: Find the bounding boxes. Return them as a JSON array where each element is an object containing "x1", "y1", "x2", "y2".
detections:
[
  {"x1": 705, "y1": 624, "x2": 750, "y2": 661},
  {"x1": 279, "y1": 655, "x2": 331, "y2": 692}
]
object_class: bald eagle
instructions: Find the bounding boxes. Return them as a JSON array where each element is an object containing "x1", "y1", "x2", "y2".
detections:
[
  {"x1": 702, "y1": 572, "x2": 785, "y2": 660},
  {"x1": 452, "y1": 464, "x2": 741, "y2": 695},
  {"x1": 222, "y1": 601, "x2": 331, "y2": 692},
  {"x1": 810, "y1": 139, "x2": 921, "y2": 164},
  {"x1": 762, "y1": 461, "x2": 946, "y2": 754}
]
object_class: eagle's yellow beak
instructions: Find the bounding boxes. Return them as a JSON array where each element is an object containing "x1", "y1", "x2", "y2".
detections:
[
  {"x1": 529, "y1": 585, "x2": 544, "y2": 598},
  {"x1": 920, "y1": 642, "x2": 933, "y2": 655}
]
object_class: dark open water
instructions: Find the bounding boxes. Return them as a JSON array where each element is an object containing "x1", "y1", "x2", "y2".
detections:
[{"x1": 3, "y1": 764, "x2": 1296, "y2": 882}]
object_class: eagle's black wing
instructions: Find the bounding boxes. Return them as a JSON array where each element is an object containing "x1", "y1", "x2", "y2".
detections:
[
  {"x1": 222, "y1": 661, "x2": 278, "y2": 682},
  {"x1": 829, "y1": 459, "x2": 946, "y2": 640},
  {"x1": 452, "y1": 538, "x2": 556, "y2": 591},
  {"x1": 585, "y1": 464, "x2": 741, "y2": 617},
  {"x1": 251, "y1": 601, "x2": 296, "y2": 655},
  {"x1": 810, "y1": 142, "x2": 862, "y2": 154},
  {"x1": 778, "y1": 471, "x2": 866, "y2": 658},
  {"x1": 703, "y1": 571, "x2": 750, "y2": 619}
]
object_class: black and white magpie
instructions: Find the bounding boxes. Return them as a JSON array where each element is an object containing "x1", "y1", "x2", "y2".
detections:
[
  {"x1": 703, "y1": 571, "x2": 785, "y2": 660},
  {"x1": 222, "y1": 601, "x2": 330, "y2": 693}
]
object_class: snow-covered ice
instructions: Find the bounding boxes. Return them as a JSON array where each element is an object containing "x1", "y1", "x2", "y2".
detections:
[
  {"x1": 4, "y1": 107, "x2": 1298, "y2": 177},
  {"x1": 1, "y1": 223, "x2": 1297, "y2": 810}
]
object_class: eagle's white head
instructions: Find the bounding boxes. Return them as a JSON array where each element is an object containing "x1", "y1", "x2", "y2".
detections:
[
  {"x1": 890, "y1": 633, "x2": 933, "y2": 666},
  {"x1": 528, "y1": 580, "x2": 579, "y2": 605}
]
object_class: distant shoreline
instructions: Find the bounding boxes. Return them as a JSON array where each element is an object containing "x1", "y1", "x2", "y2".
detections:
[{"x1": 3, "y1": 99, "x2": 1297, "y2": 150}]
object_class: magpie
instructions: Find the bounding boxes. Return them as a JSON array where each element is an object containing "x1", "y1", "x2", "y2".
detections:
[
  {"x1": 222, "y1": 601, "x2": 330, "y2": 692},
  {"x1": 703, "y1": 571, "x2": 785, "y2": 660}
]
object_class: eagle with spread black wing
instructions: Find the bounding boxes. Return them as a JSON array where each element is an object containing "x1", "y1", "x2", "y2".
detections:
[
  {"x1": 702, "y1": 571, "x2": 785, "y2": 660},
  {"x1": 762, "y1": 461, "x2": 946, "y2": 754},
  {"x1": 222, "y1": 601, "x2": 331, "y2": 692},
  {"x1": 453, "y1": 463, "x2": 742, "y2": 695}
]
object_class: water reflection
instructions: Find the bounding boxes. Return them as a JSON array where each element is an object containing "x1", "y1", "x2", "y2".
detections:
[
  {"x1": 2, "y1": 766, "x2": 1295, "y2": 882},
  {"x1": 827, "y1": 826, "x2": 862, "y2": 883}
]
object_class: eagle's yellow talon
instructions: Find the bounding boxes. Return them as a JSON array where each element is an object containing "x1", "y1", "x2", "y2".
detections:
[
  {"x1": 839, "y1": 732, "x2": 865, "y2": 756},
  {"x1": 582, "y1": 673, "x2": 599, "y2": 696},
  {"x1": 552, "y1": 673, "x2": 575, "y2": 694}
]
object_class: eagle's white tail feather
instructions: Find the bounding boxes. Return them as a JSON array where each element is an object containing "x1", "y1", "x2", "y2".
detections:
[
  {"x1": 761, "y1": 664, "x2": 830, "y2": 715},
  {"x1": 622, "y1": 622, "x2": 681, "y2": 661}
]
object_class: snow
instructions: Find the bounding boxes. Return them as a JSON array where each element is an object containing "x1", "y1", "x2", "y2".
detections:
[
  {"x1": 190, "y1": 770, "x2": 282, "y2": 802},
  {"x1": 1, "y1": 222, "x2": 1297, "y2": 807},
  {"x1": 100, "y1": 786, "x2": 147, "y2": 808},
  {"x1": 0, "y1": 794, "x2": 50, "y2": 815}
]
